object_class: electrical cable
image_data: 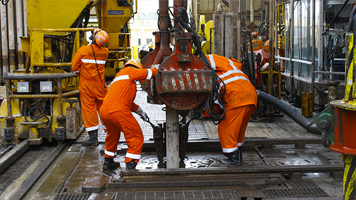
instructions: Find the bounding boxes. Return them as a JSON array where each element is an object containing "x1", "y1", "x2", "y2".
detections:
[
  {"x1": 90, "y1": 0, "x2": 102, "y2": 8},
  {"x1": 1, "y1": 0, "x2": 9, "y2": 5}
]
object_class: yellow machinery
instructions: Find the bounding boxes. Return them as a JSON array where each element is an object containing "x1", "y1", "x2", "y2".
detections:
[
  {"x1": 0, "y1": 0, "x2": 136, "y2": 145},
  {"x1": 201, "y1": 20, "x2": 213, "y2": 54}
]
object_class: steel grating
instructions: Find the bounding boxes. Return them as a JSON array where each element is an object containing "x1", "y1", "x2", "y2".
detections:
[
  {"x1": 262, "y1": 180, "x2": 328, "y2": 198},
  {"x1": 258, "y1": 149, "x2": 286, "y2": 158},
  {"x1": 113, "y1": 190, "x2": 240, "y2": 200},
  {"x1": 54, "y1": 193, "x2": 90, "y2": 200}
]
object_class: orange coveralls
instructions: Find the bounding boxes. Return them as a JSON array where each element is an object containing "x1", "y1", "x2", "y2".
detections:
[
  {"x1": 248, "y1": 39, "x2": 265, "y2": 51},
  {"x1": 100, "y1": 66, "x2": 157, "y2": 163},
  {"x1": 207, "y1": 54, "x2": 257, "y2": 153},
  {"x1": 72, "y1": 44, "x2": 108, "y2": 132}
]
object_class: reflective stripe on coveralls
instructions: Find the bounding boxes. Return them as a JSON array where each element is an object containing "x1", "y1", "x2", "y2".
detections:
[
  {"x1": 81, "y1": 58, "x2": 106, "y2": 64},
  {"x1": 207, "y1": 54, "x2": 257, "y2": 153},
  {"x1": 86, "y1": 125, "x2": 99, "y2": 132},
  {"x1": 72, "y1": 44, "x2": 109, "y2": 132},
  {"x1": 101, "y1": 66, "x2": 158, "y2": 163}
]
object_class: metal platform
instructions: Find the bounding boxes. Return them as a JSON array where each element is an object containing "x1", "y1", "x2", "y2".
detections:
[{"x1": 0, "y1": 86, "x2": 344, "y2": 199}]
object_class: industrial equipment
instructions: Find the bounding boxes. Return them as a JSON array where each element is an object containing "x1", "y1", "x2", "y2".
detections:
[
  {"x1": 0, "y1": 0, "x2": 137, "y2": 145},
  {"x1": 140, "y1": 0, "x2": 223, "y2": 168}
]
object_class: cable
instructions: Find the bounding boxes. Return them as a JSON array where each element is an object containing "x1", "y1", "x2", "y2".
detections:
[
  {"x1": 90, "y1": 0, "x2": 102, "y2": 8},
  {"x1": 1, "y1": 0, "x2": 9, "y2": 5}
]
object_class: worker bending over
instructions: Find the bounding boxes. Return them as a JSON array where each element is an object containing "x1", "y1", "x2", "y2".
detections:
[
  {"x1": 100, "y1": 60, "x2": 158, "y2": 170},
  {"x1": 207, "y1": 54, "x2": 257, "y2": 166},
  {"x1": 248, "y1": 31, "x2": 264, "y2": 51},
  {"x1": 72, "y1": 29, "x2": 109, "y2": 146}
]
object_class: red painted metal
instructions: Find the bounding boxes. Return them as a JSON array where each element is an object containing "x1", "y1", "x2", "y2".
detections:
[
  {"x1": 330, "y1": 107, "x2": 356, "y2": 155},
  {"x1": 140, "y1": 0, "x2": 212, "y2": 110}
]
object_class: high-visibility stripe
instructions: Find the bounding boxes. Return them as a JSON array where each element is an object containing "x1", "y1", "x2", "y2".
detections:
[
  {"x1": 219, "y1": 69, "x2": 244, "y2": 79},
  {"x1": 146, "y1": 69, "x2": 152, "y2": 80},
  {"x1": 219, "y1": 76, "x2": 250, "y2": 91},
  {"x1": 237, "y1": 142, "x2": 244, "y2": 147},
  {"x1": 105, "y1": 150, "x2": 116, "y2": 157},
  {"x1": 111, "y1": 75, "x2": 129, "y2": 85},
  {"x1": 86, "y1": 125, "x2": 99, "y2": 132},
  {"x1": 81, "y1": 58, "x2": 106, "y2": 64},
  {"x1": 228, "y1": 59, "x2": 237, "y2": 70},
  {"x1": 208, "y1": 54, "x2": 216, "y2": 70},
  {"x1": 222, "y1": 147, "x2": 238, "y2": 153},
  {"x1": 126, "y1": 152, "x2": 141, "y2": 159},
  {"x1": 132, "y1": 59, "x2": 140, "y2": 67},
  {"x1": 96, "y1": 35, "x2": 107, "y2": 46}
]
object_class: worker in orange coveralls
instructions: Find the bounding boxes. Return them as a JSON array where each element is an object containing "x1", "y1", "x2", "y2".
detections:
[
  {"x1": 100, "y1": 60, "x2": 159, "y2": 170},
  {"x1": 206, "y1": 54, "x2": 257, "y2": 166},
  {"x1": 248, "y1": 31, "x2": 264, "y2": 51},
  {"x1": 263, "y1": 39, "x2": 270, "y2": 53},
  {"x1": 72, "y1": 29, "x2": 109, "y2": 146}
]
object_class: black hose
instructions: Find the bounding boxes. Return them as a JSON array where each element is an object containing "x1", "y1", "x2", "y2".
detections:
[
  {"x1": 90, "y1": 0, "x2": 102, "y2": 8},
  {"x1": 1, "y1": 0, "x2": 9, "y2": 5},
  {"x1": 257, "y1": 90, "x2": 320, "y2": 134}
]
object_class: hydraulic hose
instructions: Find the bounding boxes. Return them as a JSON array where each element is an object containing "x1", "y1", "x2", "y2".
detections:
[{"x1": 257, "y1": 90, "x2": 320, "y2": 134}]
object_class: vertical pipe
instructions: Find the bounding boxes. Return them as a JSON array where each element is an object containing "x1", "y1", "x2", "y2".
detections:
[
  {"x1": 23, "y1": 0, "x2": 27, "y2": 37},
  {"x1": 6, "y1": 79, "x2": 12, "y2": 117},
  {"x1": 298, "y1": 1, "x2": 302, "y2": 77},
  {"x1": 1, "y1": 3, "x2": 9, "y2": 79},
  {"x1": 311, "y1": 0, "x2": 315, "y2": 113},
  {"x1": 268, "y1": 0, "x2": 275, "y2": 121},
  {"x1": 250, "y1": 0, "x2": 254, "y2": 24},
  {"x1": 16, "y1": 0, "x2": 24, "y2": 69},
  {"x1": 192, "y1": 0, "x2": 198, "y2": 32},
  {"x1": 230, "y1": 0, "x2": 242, "y2": 60},
  {"x1": 7, "y1": 0, "x2": 16, "y2": 73},
  {"x1": 154, "y1": 0, "x2": 171, "y2": 64},
  {"x1": 289, "y1": 0, "x2": 294, "y2": 103},
  {"x1": 166, "y1": 106, "x2": 179, "y2": 169},
  {"x1": 318, "y1": 0, "x2": 323, "y2": 82},
  {"x1": 275, "y1": 2, "x2": 279, "y2": 99},
  {"x1": 0, "y1": 4, "x2": 2, "y2": 84}
]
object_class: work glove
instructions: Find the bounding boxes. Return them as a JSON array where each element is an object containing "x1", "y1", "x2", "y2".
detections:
[
  {"x1": 135, "y1": 107, "x2": 149, "y2": 121},
  {"x1": 150, "y1": 64, "x2": 160, "y2": 69}
]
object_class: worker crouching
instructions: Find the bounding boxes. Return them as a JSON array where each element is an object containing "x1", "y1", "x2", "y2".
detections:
[
  {"x1": 100, "y1": 60, "x2": 158, "y2": 170},
  {"x1": 71, "y1": 29, "x2": 109, "y2": 146},
  {"x1": 206, "y1": 54, "x2": 257, "y2": 166}
]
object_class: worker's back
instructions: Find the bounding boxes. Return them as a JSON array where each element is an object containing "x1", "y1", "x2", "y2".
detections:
[{"x1": 248, "y1": 39, "x2": 265, "y2": 51}]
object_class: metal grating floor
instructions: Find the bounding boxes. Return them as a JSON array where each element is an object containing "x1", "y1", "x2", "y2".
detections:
[
  {"x1": 54, "y1": 193, "x2": 90, "y2": 200},
  {"x1": 112, "y1": 190, "x2": 240, "y2": 200},
  {"x1": 262, "y1": 180, "x2": 328, "y2": 198},
  {"x1": 257, "y1": 149, "x2": 286, "y2": 158}
]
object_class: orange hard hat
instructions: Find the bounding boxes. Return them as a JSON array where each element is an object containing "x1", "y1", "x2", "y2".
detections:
[
  {"x1": 251, "y1": 31, "x2": 258, "y2": 38},
  {"x1": 93, "y1": 29, "x2": 109, "y2": 47},
  {"x1": 124, "y1": 59, "x2": 143, "y2": 69}
]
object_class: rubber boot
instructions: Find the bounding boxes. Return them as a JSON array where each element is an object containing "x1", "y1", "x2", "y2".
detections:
[
  {"x1": 126, "y1": 159, "x2": 137, "y2": 169},
  {"x1": 225, "y1": 150, "x2": 242, "y2": 166},
  {"x1": 82, "y1": 130, "x2": 99, "y2": 146},
  {"x1": 103, "y1": 157, "x2": 120, "y2": 170}
]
